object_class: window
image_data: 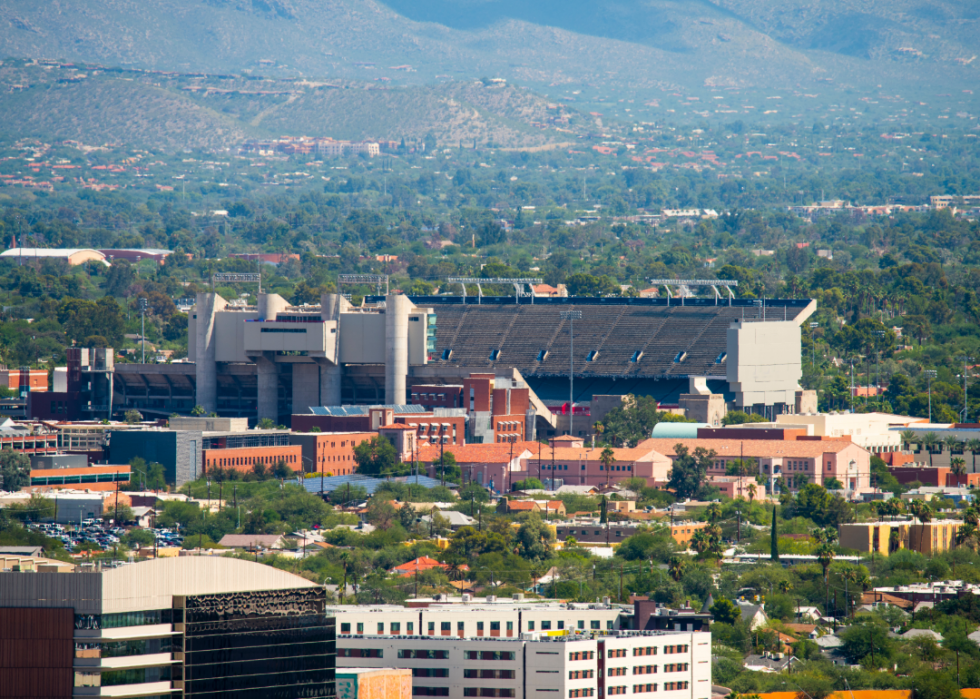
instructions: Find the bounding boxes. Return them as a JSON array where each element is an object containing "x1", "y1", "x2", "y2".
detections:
[
  {"x1": 413, "y1": 669, "x2": 450, "y2": 678},
  {"x1": 414, "y1": 688, "x2": 450, "y2": 696},
  {"x1": 609, "y1": 668, "x2": 627, "y2": 677},
  {"x1": 507, "y1": 621, "x2": 513, "y2": 632},
  {"x1": 392, "y1": 623, "x2": 401, "y2": 634},
  {"x1": 633, "y1": 685, "x2": 658, "y2": 694},
  {"x1": 478, "y1": 622, "x2": 485, "y2": 633},
  {"x1": 356, "y1": 623, "x2": 364, "y2": 634},
  {"x1": 378, "y1": 623, "x2": 385, "y2": 634},
  {"x1": 608, "y1": 688, "x2": 627, "y2": 696},
  {"x1": 634, "y1": 647, "x2": 656, "y2": 656},
  {"x1": 339, "y1": 648, "x2": 383, "y2": 658},
  {"x1": 428, "y1": 622, "x2": 435, "y2": 633},
  {"x1": 664, "y1": 664, "x2": 689, "y2": 672},
  {"x1": 664, "y1": 682, "x2": 689, "y2": 691},
  {"x1": 441, "y1": 622, "x2": 451, "y2": 632},
  {"x1": 609, "y1": 649, "x2": 627, "y2": 658},
  {"x1": 260, "y1": 327, "x2": 307, "y2": 333},
  {"x1": 568, "y1": 651, "x2": 595, "y2": 661},
  {"x1": 664, "y1": 645, "x2": 689, "y2": 654},
  {"x1": 569, "y1": 690, "x2": 595, "y2": 698},
  {"x1": 591, "y1": 621, "x2": 600, "y2": 630},
  {"x1": 633, "y1": 665, "x2": 657, "y2": 675},
  {"x1": 464, "y1": 690, "x2": 515, "y2": 698},
  {"x1": 569, "y1": 670, "x2": 594, "y2": 680},
  {"x1": 458, "y1": 622, "x2": 465, "y2": 632},
  {"x1": 607, "y1": 621, "x2": 614, "y2": 630},
  {"x1": 407, "y1": 622, "x2": 414, "y2": 634},
  {"x1": 541, "y1": 621, "x2": 552, "y2": 630},
  {"x1": 465, "y1": 651, "x2": 516, "y2": 661},
  {"x1": 399, "y1": 650, "x2": 449, "y2": 659},
  {"x1": 558, "y1": 621, "x2": 564, "y2": 630},
  {"x1": 578, "y1": 621, "x2": 585, "y2": 630},
  {"x1": 528, "y1": 621, "x2": 535, "y2": 631},
  {"x1": 340, "y1": 623, "x2": 351, "y2": 634},
  {"x1": 490, "y1": 621, "x2": 501, "y2": 632},
  {"x1": 465, "y1": 670, "x2": 515, "y2": 679}
]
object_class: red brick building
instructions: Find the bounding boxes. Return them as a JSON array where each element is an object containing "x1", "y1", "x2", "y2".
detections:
[
  {"x1": 203, "y1": 444, "x2": 303, "y2": 474},
  {"x1": 0, "y1": 368, "x2": 48, "y2": 393},
  {"x1": 290, "y1": 432, "x2": 376, "y2": 476},
  {"x1": 890, "y1": 466, "x2": 980, "y2": 488},
  {"x1": 410, "y1": 385, "x2": 463, "y2": 410},
  {"x1": 292, "y1": 409, "x2": 464, "y2": 447}
]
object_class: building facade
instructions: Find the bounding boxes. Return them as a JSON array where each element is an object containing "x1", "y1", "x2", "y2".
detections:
[
  {"x1": 291, "y1": 432, "x2": 376, "y2": 476},
  {"x1": 0, "y1": 557, "x2": 336, "y2": 699}
]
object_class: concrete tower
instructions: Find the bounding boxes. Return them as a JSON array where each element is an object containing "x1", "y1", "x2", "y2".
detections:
[
  {"x1": 194, "y1": 292, "x2": 227, "y2": 413},
  {"x1": 384, "y1": 294, "x2": 413, "y2": 405},
  {"x1": 319, "y1": 293, "x2": 351, "y2": 407}
]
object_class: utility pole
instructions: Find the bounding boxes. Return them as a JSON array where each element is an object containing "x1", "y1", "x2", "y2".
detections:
[
  {"x1": 560, "y1": 310, "x2": 582, "y2": 437},
  {"x1": 619, "y1": 563, "x2": 624, "y2": 602},
  {"x1": 809, "y1": 322, "x2": 819, "y2": 369},
  {"x1": 139, "y1": 298, "x2": 147, "y2": 364},
  {"x1": 925, "y1": 370, "x2": 937, "y2": 422}
]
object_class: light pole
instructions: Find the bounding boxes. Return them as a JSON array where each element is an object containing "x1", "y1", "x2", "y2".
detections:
[
  {"x1": 958, "y1": 357, "x2": 973, "y2": 423},
  {"x1": 560, "y1": 310, "x2": 582, "y2": 437},
  {"x1": 873, "y1": 331, "x2": 885, "y2": 411},
  {"x1": 925, "y1": 370, "x2": 937, "y2": 422},
  {"x1": 809, "y1": 322, "x2": 819, "y2": 369},
  {"x1": 139, "y1": 297, "x2": 147, "y2": 364}
]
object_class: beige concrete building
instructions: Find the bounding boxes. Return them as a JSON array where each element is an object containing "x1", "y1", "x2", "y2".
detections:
[
  {"x1": 840, "y1": 519, "x2": 963, "y2": 556},
  {"x1": 775, "y1": 412, "x2": 925, "y2": 453}
]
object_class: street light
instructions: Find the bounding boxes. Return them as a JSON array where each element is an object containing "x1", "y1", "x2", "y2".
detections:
[
  {"x1": 560, "y1": 310, "x2": 582, "y2": 437},
  {"x1": 924, "y1": 370, "x2": 937, "y2": 422},
  {"x1": 139, "y1": 297, "x2": 148, "y2": 365},
  {"x1": 809, "y1": 322, "x2": 819, "y2": 369},
  {"x1": 958, "y1": 357, "x2": 973, "y2": 423}
]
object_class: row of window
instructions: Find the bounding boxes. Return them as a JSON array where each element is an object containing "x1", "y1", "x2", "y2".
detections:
[
  {"x1": 608, "y1": 649, "x2": 628, "y2": 659},
  {"x1": 569, "y1": 651, "x2": 596, "y2": 661},
  {"x1": 569, "y1": 670, "x2": 594, "y2": 680},
  {"x1": 634, "y1": 666, "x2": 656, "y2": 675},
  {"x1": 466, "y1": 670, "x2": 515, "y2": 679},
  {"x1": 338, "y1": 648, "x2": 383, "y2": 658},
  {"x1": 608, "y1": 688, "x2": 627, "y2": 696},
  {"x1": 633, "y1": 647, "x2": 656, "y2": 657},
  {"x1": 465, "y1": 651, "x2": 516, "y2": 661},
  {"x1": 663, "y1": 645, "x2": 689, "y2": 654},
  {"x1": 634, "y1": 685, "x2": 657, "y2": 694},
  {"x1": 664, "y1": 682, "x2": 690, "y2": 691},
  {"x1": 464, "y1": 690, "x2": 515, "y2": 698},
  {"x1": 608, "y1": 668, "x2": 627, "y2": 677},
  {"x1": 343, "y1": 619, "x2": 611, "y2": 634},
  {"x1": 413, "y1": 688, "x2": 449, "y2": 696},
  {"x1": 663, "y1": 664, "x2": 689, "y2": 673},
  {"x1": 413, "y1": 669, "x2": 449, "y2": 678},
  {"x1": 569, "y1": 690, "x2": 595, "y2": 698},
  {"x1": 399, "y1": 650, "x2": 450, "y2": 660}
]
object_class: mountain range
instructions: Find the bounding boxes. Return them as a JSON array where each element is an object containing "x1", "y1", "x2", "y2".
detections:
[{"x1": 1, "y1": 0, "x2": 977, "y2": 94}]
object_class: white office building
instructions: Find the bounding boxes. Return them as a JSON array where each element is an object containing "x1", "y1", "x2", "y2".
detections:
[{"x1": 337, "y1": 630, "x2": 711, "y2": 699}]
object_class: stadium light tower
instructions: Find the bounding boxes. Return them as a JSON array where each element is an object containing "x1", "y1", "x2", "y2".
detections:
[{"x1": 560, "y1": 310, "x2": 582, "y2": 437}]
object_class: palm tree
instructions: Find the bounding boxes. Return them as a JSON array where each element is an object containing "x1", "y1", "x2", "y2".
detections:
[
  {"x1": 900, "y1": 429, "x2": 917, "y2": 453},
  {"x1": 909, "y1": 499, "x2": 933, "y2": 553},
  {"x1": 777, "y1": 580, "x2": 792, "y2": 594},
  {"x1": 889, "y1": 528, "x2": 901, "y2": 553},
  {"x1": 967, "y1": 439, "x2": 980, "y2": 471},
  {"x1": 691, "y1": 529, "x2": 713, "y2": 558},
  {"x1": 668, "y1": 556, "x2": 687, "y2": 582},
  {"x1": 816, "y1": 542, "x2": 836, "y2": 583},
  {"x1": 944, "y1": 435, "x2": 962, "y2": 457},
  {"x1": 339, "y1": 551, "x2": 353, "y2": 602},
  {"x1": 747, "y1": 483, "x2": 757, "y2": 503},
  {"x1": 951, "y1": 457, "x2": 967, "y2": 480},
  {"x1": 922, "y1": 432, "x2": 939, "y2": 465},
  {"x1": 705, "y1": 502, "x2": 722, "y2": 523},
  {"x1": 600, "y1": 446, "x2": 615, "y2": 487},
  {"x1": 956, "y1": 523, "x2": 980, "y2": 552}
]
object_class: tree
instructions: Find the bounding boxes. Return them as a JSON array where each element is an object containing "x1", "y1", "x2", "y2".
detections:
[
  {"x1": 434, "y1": 451, "x2": 460, "y2": 484},
  {"x1": 600, "y1": 446, "x2": 616, "y2": 486},
  {"x1": 824, "y1": 477, "x2": 844, "y2": 490},
  {"x1": 515, "y1": 516, "x2": 554, "y2": 561},
  {"x1": 709, "y1": 597, "x2": 739, "y2": 625},
  {"x1": 705, "y1": 502, "x2": 722, "y2": 523},
  {"x1": 8, "y1": 493, "x2": 55, "y2": 521},
  {"x1": 922, "y1": 432, "x2": 939, "y2": 465},
  {"x1": 770, "y1": 507, "x2": 779, "y2": 562},
  {"x1": 273, "y1": 459, "x2": 293, "y2": 480},
  {"x1": 124, "y1": 409, "x2": 143, "y2": 425},
  {"x1": 950, "y1": 457, "x2": 967, "y2": 477},
  {"x1": 599, "y1": 495, "x2": 608, "y2": 524},
  {"x1": 0, "y1": 448, "x2": 31, "y2": 491},
  {"x1": 912, "y1": 670, "x2": 961, "y2": 699},
  {"x1": 900, "y1": 429, "x2": 917, "y2": 451},
  {"x1": 191, "y1": 405, "x2": 206, "y2": 416},
  {"x1": 668, "y1": 556, "x2": 687, "y2": 582},
  {"x1": 909, "y1": 499, "x2": 933, "y2": 552},
  {"x1": 722, "y1": 411, "x2": 766, "y2": 426},
  {"x1": 366, "y1": 498, "x2": 397, "y2": 530},
  {"x1": 968, "y1": 439, "x2": 980, "y2": 471},
  {"x1": 257, "y1": 418, "x2": 276, "y2": 430},
  {"x1": 747, "y1": 483, "x2": 757, "y2": 503},
  {"x1": 667, "y1": 445, "x2": 716, "y2": 500},
  {"x1": 122, "y1": 528, "x2": 155, "y2": 549},
  {"x1": 354, "y1": 436, "x2": 400, "y2": 477}
]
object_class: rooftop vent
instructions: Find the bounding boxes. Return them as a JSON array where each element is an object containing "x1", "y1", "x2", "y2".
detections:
[
  {"x1": 441, "y1": 348, "x2": 453, "y2": 361},
  {"x1": 489, "y1": 349, "x2": 501, "y2": 361},
  {"x1": 630, "y1": 351, "x2": 643, "y2": 363},
  {"x1": 586, "y1": 350, "x2": 599, "y2": 362},
  {"x1": 536, "y1": 349, "x2": 549, "y2": 361},
  {"x1": 715, "y1": 352, "x2": 727, "y2": 364},
  {"x1": 673, "y1": 351, "x2": 688, "y2": 363}
]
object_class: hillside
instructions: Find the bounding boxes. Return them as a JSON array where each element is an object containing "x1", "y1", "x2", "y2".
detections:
[
  {"x1": 0, "y1": 61, "x2": 583, "y2": 149},
  {"x1": 0, "y1": 0, "x2": 976, "y2": 96}
]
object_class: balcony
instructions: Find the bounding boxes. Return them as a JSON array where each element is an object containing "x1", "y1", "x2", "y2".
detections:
[
  {"x1": 74, "y1": 624, "x2": 178, "y2": 642},
  {"x1": 74, "y1": 653, "x2": 178, "y2": 671},
  {"x1": 73, "y1": 681, "x2": 176, "y2": 698}
]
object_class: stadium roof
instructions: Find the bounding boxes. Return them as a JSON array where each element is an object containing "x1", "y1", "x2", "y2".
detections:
[{"x1": 406, "y1": 298, "x2": 814, "y2": 380}]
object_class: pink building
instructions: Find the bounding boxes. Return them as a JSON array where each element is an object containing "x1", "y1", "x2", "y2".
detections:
[
  {"x1": 516, "y1": 437, "x2": 672, "y2": 488},
  {"x1": 641, "y1": 437, "x2": 871, "y2": 495},
  {"x1": 418, "y1": 442, "x2": 534, "y2": 492}
]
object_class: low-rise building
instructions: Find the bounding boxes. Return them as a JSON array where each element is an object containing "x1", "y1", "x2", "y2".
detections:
[
  {"x1": 840, "y1": 519, "x2": 964, "y2": 556},
  {"x1": 775, "y1": 412, "x2": 924, "y2": 453},
  {"x1": 0, "y1": 557, "x2": 334, "y2": 699},
  {"x1": 0, "y1": 367, "x2": 48, "y2": 394},
  {"x1": 336, "y1": 630, "x2": 710, "y2": 699}
]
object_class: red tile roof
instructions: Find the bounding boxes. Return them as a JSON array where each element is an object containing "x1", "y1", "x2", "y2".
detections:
[
  {"x1": 390, "y1": 556, "x2": 464, "y2": 576},
  {"x1": 417, "y1": 442, "x2": 535, "y2": 464},
  {"x1": 639, "y1": 438, "x2": 861, "y2": 458}
]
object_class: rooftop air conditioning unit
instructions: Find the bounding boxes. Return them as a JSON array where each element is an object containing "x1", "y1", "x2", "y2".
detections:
[
  {"x1": 513, "y1": 593, "x2": 524, "y2": 601},
  {"x1": 602, "y1": 597, "x2": 611, "y2": 606},
  {"x1": 462, "y1": 594, "x2": 472, "y2": 603},
  {"x1": 487, "y1": 595, "x2": 497, "y2": 603}
]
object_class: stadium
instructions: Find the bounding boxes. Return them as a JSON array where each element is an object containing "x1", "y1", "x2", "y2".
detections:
[{"x1": 101, "y1": 292, "x2": 817, "y2": 436}]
